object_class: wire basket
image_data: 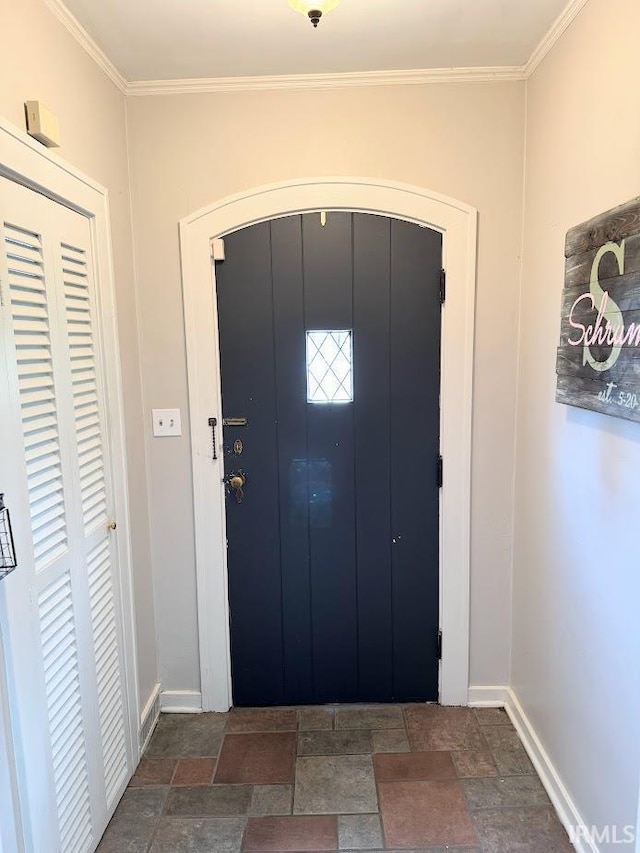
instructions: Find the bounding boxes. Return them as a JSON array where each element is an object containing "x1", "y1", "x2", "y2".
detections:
[{"x1": 0, "y1": 494, "x2": 17, "y2": 580}]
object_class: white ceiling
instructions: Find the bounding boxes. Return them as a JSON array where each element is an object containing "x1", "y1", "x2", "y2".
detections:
[{"x1": 61, "y1": 0, "x2": 570, "y2": 83}]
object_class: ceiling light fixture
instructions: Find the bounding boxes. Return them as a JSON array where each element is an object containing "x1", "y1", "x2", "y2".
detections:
[{"x1": 288, "y1": 0, "x2": 339, "y2": 28}]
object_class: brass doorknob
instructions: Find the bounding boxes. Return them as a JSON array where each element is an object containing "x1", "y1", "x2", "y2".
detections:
[
  {"x1": 229, "y1": 474, "x2": 245, "y2": 491},
  {"x1": 226, "y1": 471, "x2": 246, "y2": 504}
]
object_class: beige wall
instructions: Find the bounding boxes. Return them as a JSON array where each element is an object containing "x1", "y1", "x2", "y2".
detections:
[
  {"x1": 513, "y1": 0, "x2": 640, "y2": 842},
  {"x1": 127, "y1": 81, "x2": 526, "y2": 694},
  {"x1": 0, "y1": 0, "x2": 158, "y2": 711}
]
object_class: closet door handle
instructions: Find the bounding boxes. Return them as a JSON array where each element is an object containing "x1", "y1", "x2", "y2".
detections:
[{"x1": 0, "y1": 493, "x2": 18, "y2": 577}]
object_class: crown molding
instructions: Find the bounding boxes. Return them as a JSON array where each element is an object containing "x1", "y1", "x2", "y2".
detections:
[
  {"x1": 127, "y1": 66, "x2": 526, "y2": 96},
  {"x1": 524, "y1": 0, "x2": 591, "y2": 78},
  {"x1": 42, "y1": 0, "x2": 591, "y2": 97},
  {"x1": 42, "y1": 0, "x2": 127, "y2": 94}
]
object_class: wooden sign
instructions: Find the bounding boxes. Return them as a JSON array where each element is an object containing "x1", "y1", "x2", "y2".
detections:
[{"x1": 556, "y1": 196, "x2": 640, "y2": 423}]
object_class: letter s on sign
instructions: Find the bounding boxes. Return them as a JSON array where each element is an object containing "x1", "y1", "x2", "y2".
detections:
[{"x1": 584, "y1": 241, "x2": 625, "y2": 373}]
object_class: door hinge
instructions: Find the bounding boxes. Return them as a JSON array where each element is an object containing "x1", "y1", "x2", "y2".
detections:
[
  {"x1": 439, "y1": 268, "x2": 446, "y2": 304},
  {"x1": 437, "y1": 454, "x2": 443, "y2": 488},
  {"x1": 437, "y1": 629, "x2": 442, "y2": 661}
]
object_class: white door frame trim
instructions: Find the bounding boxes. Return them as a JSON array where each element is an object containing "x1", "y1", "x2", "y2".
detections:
[
  {"x1": 0, "y1": 117, "x2": 140, "y2": 841},
  {"x1": 0, "y1": 626, "x2": 24, "y2": 853},
  {"x1": 179, "y1": 177, "x2": 476, "y2": 710}
]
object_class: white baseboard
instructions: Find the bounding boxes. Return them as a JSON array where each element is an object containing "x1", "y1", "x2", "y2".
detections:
[
  {"x1": 468, "y1": 685, "x2": 510, "y2": 706},
  {"x1": 467, "y1": 686, "x2": 596, "y2": 852},
  {"x1": 160, "y1": 689, "x2": 203, "y2": 713},
  {"x1": 505, "y1": 688, "x2": 598, "y2": 853},
  {"x1": 138, "y1": 682, "x2": 161, "y2": 754}
]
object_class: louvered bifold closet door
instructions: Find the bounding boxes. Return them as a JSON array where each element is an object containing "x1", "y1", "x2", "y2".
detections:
[
  {"x1": 54, "y1": 203, "x2": 130, "y2": 816},
  {"x1": 0, "y1": 177, "x2": 131, "y2": 853}
]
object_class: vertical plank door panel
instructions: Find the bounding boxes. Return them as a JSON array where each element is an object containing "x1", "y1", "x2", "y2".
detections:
[
  {"x1": 352, "y1": 213, "x2": 394, "y2": 701},
  {"x1": 217, "y1": 223, "x2": 284, "y2": 706},
  {"x1": 390, "y1": 220, "x2": 441, "y2": 701},
  {"x1": 302, "y1": 212, "x2": 358, "y2": 702},
  {"x1": 271, "y1": 217, "x2": 314, "y2": 704}
]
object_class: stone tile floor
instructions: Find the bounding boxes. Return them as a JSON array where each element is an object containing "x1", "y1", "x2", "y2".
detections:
[{"x1": 97, "y1": 705, "x2": 573, "y2": 853}]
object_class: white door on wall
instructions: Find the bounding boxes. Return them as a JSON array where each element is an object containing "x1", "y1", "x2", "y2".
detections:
[{"x1": 0, "y1": 176, "x2": 132, "y2": 852}]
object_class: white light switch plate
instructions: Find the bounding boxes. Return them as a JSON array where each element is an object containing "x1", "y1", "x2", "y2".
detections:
[{"x1": 152, "y1": 408, "x2": 182, "y2": 437}]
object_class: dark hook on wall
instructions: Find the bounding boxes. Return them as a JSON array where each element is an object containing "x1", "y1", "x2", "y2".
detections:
[{"x1": 208, "y1": 417, "x2": 218, "y2": 461}]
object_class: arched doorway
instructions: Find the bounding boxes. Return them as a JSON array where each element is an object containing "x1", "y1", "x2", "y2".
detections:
[{"x1": 179, "y1": 178, "x2": 476, "y2": 710}]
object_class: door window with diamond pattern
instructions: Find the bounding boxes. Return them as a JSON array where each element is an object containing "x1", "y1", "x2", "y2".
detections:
[{"x1": 306, "y1": 330, "x2": 353, "y2": 403}]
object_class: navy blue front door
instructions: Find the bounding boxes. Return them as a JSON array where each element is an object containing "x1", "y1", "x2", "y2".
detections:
[{"x1": 216, "y1": 212, "x2": 442, "y2": 706}]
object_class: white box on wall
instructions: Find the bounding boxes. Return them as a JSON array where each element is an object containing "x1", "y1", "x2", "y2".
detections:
[{"x1": 24, "y1": 101, "x2": 61, "y2": 148}]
